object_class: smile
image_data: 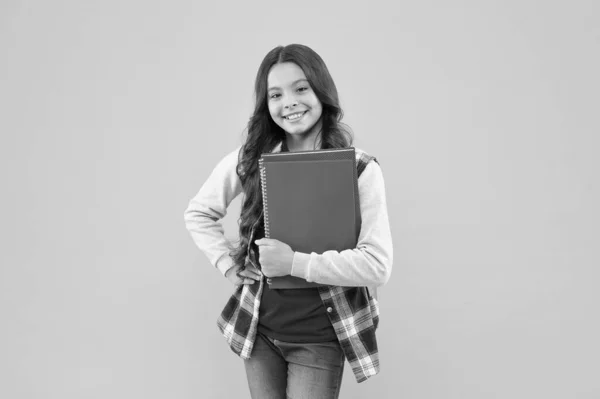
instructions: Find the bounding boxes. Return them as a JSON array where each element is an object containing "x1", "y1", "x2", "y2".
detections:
[{"x1": 284, "y1": 111, "x2": 306, "y2": 121}]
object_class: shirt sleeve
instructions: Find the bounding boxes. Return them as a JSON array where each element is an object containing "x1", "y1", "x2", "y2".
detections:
[
  {"x1": 184, "y1": 146, "x2": 243, "y2": 276},
  {"x1": 290, "y1": 160, "x2": 393, "y2": 287}
]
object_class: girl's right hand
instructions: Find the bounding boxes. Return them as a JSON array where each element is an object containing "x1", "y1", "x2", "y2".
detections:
[{"x1": 225, "y1": 259, "x2": 262, "y2": 286}]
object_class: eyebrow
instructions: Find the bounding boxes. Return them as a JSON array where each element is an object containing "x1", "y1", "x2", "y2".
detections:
[{"x1": 268, "y1": 79, "x2": 308, "y2": 92}]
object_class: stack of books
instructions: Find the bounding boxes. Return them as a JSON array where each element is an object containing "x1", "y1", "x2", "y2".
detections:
[{"x1": 258, "y1": 147, "x2": 361, "y2": 289}]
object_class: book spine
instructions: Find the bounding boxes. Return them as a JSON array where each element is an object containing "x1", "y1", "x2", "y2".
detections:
[{"x1": 258, "y1": 158, "x2": 270, "y2": 238}]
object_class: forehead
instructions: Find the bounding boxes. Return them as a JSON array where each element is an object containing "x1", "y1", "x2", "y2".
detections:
[{"x1": 267, "y1": 62, "x2": 307, "y2": 89}]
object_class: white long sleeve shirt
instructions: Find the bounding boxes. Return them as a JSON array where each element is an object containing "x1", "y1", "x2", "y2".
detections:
[{"x1": 184, "y1": 141, "x2": 393, "y2": 287}]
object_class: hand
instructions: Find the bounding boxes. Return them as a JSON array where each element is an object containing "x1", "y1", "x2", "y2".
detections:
[
  {"x1": 225, "y1": 257, "x2": 262, "y2": 286},
  {"x1": 254, "y1": 238, "x2": 294, "y2": 278}
]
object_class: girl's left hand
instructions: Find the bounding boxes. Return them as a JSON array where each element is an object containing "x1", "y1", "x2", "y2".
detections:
[{"x1": 254, "y1": 238, "x2": 294, "y2": 277}]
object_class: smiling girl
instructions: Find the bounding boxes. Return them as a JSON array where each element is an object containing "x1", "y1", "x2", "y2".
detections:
[{"x1": 184, "y1": 44, "x2": 393, "y2": 399}]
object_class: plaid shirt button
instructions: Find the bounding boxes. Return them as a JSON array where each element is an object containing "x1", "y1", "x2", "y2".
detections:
[
  {"x1": 326, "y1": 307, "x2": 333, "y2": 313},
  {"x1": 267, "y1": 278, "x2": 272, "y2": 284}
]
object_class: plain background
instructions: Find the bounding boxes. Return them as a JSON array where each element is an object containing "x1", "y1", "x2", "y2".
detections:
[{"x1": 1, "y1": 1, "x2": 599, "y2": 398}]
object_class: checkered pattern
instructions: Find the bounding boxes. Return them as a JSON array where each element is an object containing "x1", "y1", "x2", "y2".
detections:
[{"x1": 217, "y1": 151, "x2": 382, "y2": 383}]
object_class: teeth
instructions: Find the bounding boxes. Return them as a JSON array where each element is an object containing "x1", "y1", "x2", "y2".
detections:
[{"x1": 286, "y1": 112, "x2": 304, "y2": 120}]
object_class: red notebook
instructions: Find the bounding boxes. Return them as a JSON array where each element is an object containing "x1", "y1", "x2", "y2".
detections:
[{"x1": 258, "y1": 147, "x2": 361, "y2": 289}]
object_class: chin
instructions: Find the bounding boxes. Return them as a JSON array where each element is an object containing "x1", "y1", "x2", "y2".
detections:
[
  {"x1": 285, "y1": 127, "x2": 312, "y2": 136},
  {"x1": 286, "y1": 122, "x2": 318, "y2": 135}
]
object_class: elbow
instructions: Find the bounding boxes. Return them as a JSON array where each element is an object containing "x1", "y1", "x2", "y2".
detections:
[
  {"x1": 183, "y1": 206, "x2": 195, "y2": 230},
  {"x1": 183, "y1": 201, "x2": 194, "y2": 222},
  {"x1": 363, "y1": 248, "x2": 392, "y2": 287},
  {"x1": 373, "y1": 260, "x2": 392, "y2": 287},
  {"x1": 183, "y1": 203, "x2": 205, "y2": 233}
]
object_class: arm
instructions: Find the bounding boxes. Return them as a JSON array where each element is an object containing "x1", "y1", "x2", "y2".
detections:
[
  {"x1": 290, "y1": 160, "x2": 393, "y2": 287},
  {"x1": 183, "y1": 146, "x2": 243, "y2": 276}
]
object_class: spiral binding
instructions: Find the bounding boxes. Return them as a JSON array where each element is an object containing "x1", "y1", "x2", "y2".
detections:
[{"x1": 258, "y1": 158, "x2": 270, "y2": 238}]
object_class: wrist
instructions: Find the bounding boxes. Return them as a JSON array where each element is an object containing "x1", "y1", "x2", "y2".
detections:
[
  {"x1": 224, "y1": 265, "x2": 236, "y2": 278},
  {"x1": 288, "y1": 252, "x2": 296, "y2": 275},
  {"x1": 290, "y1": 251, "x2": 311, "y2": 280}
]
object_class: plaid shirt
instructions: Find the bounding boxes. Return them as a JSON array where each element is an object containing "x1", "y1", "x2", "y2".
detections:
[{"x1": 217, "y1": 150, "x2": 383, "y2": 383}]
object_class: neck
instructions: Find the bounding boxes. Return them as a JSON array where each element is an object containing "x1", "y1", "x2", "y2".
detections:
[{"x1": 284, "y1": 121, "x2": 323, "y2": 152}]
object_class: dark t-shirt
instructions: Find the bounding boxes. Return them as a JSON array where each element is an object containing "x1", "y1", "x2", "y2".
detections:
[{"x1": 257, "y1": 284, "x2": 337, "y2": 343}]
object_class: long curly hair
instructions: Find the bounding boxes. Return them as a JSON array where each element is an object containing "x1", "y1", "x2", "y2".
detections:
[{"x1": 229, "y1": 44, "x2": 354, "y2": 269}]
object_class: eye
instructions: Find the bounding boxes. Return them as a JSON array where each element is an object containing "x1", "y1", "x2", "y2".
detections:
[
  {"x1": 269, "y1": 93, "x2": 281, "y2": 99},
  {"x1": 297, "y1": 86, "x2": 309, "y2": 92}
]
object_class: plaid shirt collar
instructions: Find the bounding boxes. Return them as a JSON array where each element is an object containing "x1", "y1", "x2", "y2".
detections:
[{"x1": 216, "y1": 141, "x2": 381, "y2": 383}]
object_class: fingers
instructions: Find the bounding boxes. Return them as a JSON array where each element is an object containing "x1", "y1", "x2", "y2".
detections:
[
  {"x1": 236, "y1": 277, "x2": 257, "y2": 285},
  {"x1": 242, "y1": 263, "x2": 262, "y2": 279},
  {"x1": 228, "y1": 270, "x2": 257, "y2": 286},
  {"x1": 244, "y1": 254, "x2": 262, "y2": 278},
  {"x1": 226, "y1": 261, "x2": 265, "y2": 286},
  {"x1": 254, "y1": 238, "x2": 274, "y2": 246},
  {"x1": 238, "y1": 266, "x2": 262, "y2": 281}
]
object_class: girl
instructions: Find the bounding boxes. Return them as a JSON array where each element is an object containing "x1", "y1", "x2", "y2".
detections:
[{"x1": 184, "y1": 44, "x2": 393, "y2": 399}]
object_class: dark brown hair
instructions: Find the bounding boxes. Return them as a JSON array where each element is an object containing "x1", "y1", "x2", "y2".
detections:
[{"x1": 229, "y1": 44, "x2": 353, "y2": 269}]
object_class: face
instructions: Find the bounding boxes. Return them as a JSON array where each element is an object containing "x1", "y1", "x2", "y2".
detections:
[{"x1": 267, "y1": 62, "x2": 323, "y2": 139}]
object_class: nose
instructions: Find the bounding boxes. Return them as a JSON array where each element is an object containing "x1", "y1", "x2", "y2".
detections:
[{"x1": 283, "y1": 95, "x2": 299, "y2": 109}]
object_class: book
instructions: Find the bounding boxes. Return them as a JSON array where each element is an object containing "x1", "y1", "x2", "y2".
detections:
[{"x1": 258, "y1": 147, "x2": 361, "y2": 289}]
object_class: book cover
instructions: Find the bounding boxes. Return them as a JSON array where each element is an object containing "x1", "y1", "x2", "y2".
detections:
[{"x1": 258, "y1": 147, "x2": 361, "y2": 289}]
